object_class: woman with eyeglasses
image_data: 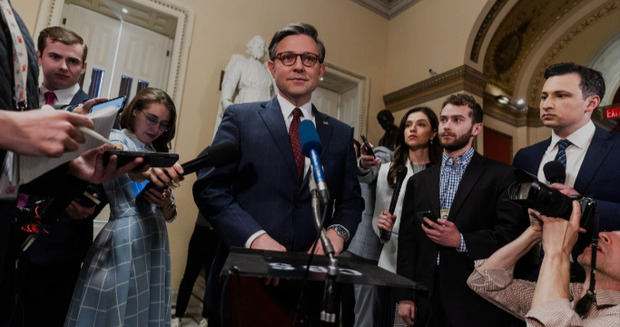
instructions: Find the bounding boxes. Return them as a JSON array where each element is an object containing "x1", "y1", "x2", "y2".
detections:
[{"x1": 66, "y1": 88, "x2": 182, "y2": 327}]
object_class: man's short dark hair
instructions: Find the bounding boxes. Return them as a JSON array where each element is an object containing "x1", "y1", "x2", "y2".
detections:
[
  {"x1": 544, "y1": 63, "x2": 605, "y2": 99},
  {"x1": 268, "y1": 22, "x2": 325, "y2": 63},
  {"x1": 38, "y1": 26, "x2": 88, "y2": 62},
  {"x1": 442, "y1": 93, "x2": 483, "y2": 124}
]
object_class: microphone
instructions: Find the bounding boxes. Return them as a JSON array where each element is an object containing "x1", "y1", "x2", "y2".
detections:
[
  {"x1": 180, "y1": 141, "x2": 239, "y2": 175},
  {"x1": 299, "y1": 120, "x2": 329, "y2": 205},
  {"x1": 380, "y1": 165, "x2": 408, "y2": 241},
  {"x1": 141, "y1": 142, "x2": 239, "y2": 193},
  {"x1": 543, "y1": 160, "x2": 566, "y2": 184}
]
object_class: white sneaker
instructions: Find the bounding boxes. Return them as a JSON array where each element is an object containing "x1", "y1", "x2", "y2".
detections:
[
  {"x1": 171, "y1": 317, "x2": 181, "y2": 327},
  {"x1": 198, "y1": 318, "x2": 208, "y2": 327}
]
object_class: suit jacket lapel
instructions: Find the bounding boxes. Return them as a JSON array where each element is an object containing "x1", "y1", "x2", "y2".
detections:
[
  {"x1": 428, "y1": 165, "x2": 441, "y2": 217},
  {"x1": 259, "y1": 98, "x2": 298, "y2": 180},
  {"x1": 448, "y1": 152, "x2": 485, "y2": 222},
  {"x1": 529, "y1": 139, "x2": 550, "y2": 174},
  {"x1": 575, "y1": 127, "x2": 611, "y2": 192}
]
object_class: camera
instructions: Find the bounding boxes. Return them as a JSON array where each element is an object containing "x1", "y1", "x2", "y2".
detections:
[{"x1": 507, "y1": 170, "x2": 598, "y2": 239}]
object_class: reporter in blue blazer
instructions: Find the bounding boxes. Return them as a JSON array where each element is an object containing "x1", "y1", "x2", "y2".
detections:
[{"x1": 513, "y1": 63, "x2": 620, "y2": 233}]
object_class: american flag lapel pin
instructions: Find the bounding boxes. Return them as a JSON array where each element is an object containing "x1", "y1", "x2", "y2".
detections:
[{"x1": 322, "y1": 120, "x2": 328, "y2": 125}]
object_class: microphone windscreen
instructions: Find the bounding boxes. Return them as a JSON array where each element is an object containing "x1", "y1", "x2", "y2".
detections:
[
  {"x1": 181, "y1": 141, "x2": 239, "y2": 175},
  {"x1": 543, "y1": 160, "x2": 566, "y2": 184},
  {"x1": 299, "y1": 120, "x2": 322, "y2": 157}
]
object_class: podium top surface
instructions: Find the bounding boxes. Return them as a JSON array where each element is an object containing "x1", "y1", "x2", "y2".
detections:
[{"x1": 221, "y1": 247, "x2": 425, "y2": 291}]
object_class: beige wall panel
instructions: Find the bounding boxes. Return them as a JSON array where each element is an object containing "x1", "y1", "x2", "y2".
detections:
[{"x1": 384, "y1": 0, "x2": 487, "y2": 93}]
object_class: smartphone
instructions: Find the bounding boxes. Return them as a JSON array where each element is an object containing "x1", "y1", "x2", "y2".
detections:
[
  {"x1": 417, "y1": 210, "x2": 437, "y2": 229},
  {"x1": 103, "y1": 150, "x2": 179, "y2": 168},
  {"x1": 91, "y1": 96, "x2": 126, "y2": 113},
  {"x1": 360, "y1": 134, "x2": 375, "y2": 157},
  {"x1": 74, "y1": 191, "x2": 101, "y2": 208}
]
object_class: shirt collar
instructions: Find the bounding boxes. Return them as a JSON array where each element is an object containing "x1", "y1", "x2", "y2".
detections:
[
  {"x1": 121, "y1": 128, "x2": 155, "y2": 151},
  {"x1": 441, "y1": 147, "x2": 474, "y2": 168},
  {"x1": 40, "y1": 83, "x2": 81, "y2": 106},
  {"x1": 277, "y1": 93, "x2": 313, "y2": 120},
  {"x1": 550, "y1": 120, "x2": 595, "y2": 150}
]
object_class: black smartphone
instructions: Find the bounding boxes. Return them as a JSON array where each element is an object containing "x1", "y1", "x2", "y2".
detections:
[
  {"x1": 90, "y1": 96, "x2": 126, "y2": 113},
  {"x1": 417, "y1": 210, "x2": 437, "y2": 229},
  {"x1": 360, "y1": 134, "x2": 375, "y2": 157},
  {"x1": 103, "y1": 150, "x2": 179, "y2": 168}
]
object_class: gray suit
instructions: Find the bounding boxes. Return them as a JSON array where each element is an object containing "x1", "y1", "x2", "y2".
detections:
[{"x1": 346, "y1": 146, "x2": 393, "y2": 327}]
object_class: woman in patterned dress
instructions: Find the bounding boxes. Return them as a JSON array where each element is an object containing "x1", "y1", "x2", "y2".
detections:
[{"x1": 65, "y1": 88, "x2": 181, "y2": 327}]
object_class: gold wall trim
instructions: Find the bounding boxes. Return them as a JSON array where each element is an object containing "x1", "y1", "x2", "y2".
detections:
[
  {"x1": 383, "y1": 65, "x2": 487, "y2": 112},
  {"x1": 483, "y1": 93, "x2": 542, "y2": 127}
]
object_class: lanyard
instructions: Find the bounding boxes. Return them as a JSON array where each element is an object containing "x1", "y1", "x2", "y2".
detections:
[{"x1": 0, "y1": 0, "x2": 28, "y2": 110}]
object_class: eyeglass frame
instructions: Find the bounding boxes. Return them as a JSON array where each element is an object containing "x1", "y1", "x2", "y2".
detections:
[
  {"x1": 274, "y1": 52, "x2": 321, "y2": 67},
  {"x1": 136, "y1": 110, "x2": 171, "y2": 132}
]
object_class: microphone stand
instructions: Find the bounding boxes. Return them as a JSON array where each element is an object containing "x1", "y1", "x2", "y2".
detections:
[{"x1": 309, "y1": 169, "x2": 339, "y2": 324}]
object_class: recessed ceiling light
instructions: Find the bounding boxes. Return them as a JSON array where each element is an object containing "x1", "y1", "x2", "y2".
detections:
[{"x1": 121, "y1": 8, "x2": 128, "y2": 14}]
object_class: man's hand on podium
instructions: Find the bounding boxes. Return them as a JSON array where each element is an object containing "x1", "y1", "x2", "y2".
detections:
[
  {"x1": 250, "y1": 233, "x2": 286, "y2": 252},
  {"x1": 309, "y1": 229, "x2": 344, "y2": 256}
]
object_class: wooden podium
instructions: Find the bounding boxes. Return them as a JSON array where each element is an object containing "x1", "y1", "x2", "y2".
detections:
[{"x1": 220, "y1": 247, "x2": 424, "y2": 326}]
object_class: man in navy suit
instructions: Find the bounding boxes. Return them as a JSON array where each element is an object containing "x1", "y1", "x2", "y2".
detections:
[
  {"x1": 36, "y1": 26, "x2": 89, "y2": 108},
  {"x1": 18, "y1": 26, "x2": 102, "y2": 327},
  {"x1": 193, "y1": 23, "x2": 363, "y2": 326},
  {"x1": 513, "y1": 63, "x2": 620, "y2": 234}
]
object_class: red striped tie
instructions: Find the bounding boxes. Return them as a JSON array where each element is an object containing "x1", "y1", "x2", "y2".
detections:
[{"x1": 289, "y1": 108, "x2": 304, "y2": 182}]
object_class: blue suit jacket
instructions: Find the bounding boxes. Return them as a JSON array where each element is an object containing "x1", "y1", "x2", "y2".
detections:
[
  {"x1": 513, "y1": 126, "x2": 620, "y2": 231},
  {"x1": 69, "y1": 89, "x2": 89, "y2": 106},
  {"x1": 193, "y1": 98, "x2": 363, "y2": 251}
]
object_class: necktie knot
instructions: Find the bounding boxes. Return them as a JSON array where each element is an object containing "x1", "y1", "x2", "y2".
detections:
[
  {"x1": 554, "y1": 139, "x2": 571, "y2": 167},
  {"x1": 44, "y1": 91, "x2": 56, "y2": 105},
  {"x1": 292, "y1": 107, "x2": 303, "y2": 120},
  {"x1": 557, "y1": 139, "x2": 571, "y2": 151}
]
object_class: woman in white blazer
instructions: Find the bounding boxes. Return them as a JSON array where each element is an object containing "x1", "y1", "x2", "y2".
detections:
[{"x1": 372, "y1": 106, "x2": 441, "y2": 326}]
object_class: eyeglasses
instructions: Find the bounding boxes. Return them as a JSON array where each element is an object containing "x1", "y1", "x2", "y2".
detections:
[
  {"x1": 138, "y1": 111, "x2": 170, "y2": 132},
  {"x1": 275, "y1": 52, "x2": 320, "y2": 67}
]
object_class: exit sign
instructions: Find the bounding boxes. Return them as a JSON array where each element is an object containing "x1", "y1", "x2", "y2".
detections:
[{"x1": 606, "y1": 106, "x2": 620, "y2": 119}]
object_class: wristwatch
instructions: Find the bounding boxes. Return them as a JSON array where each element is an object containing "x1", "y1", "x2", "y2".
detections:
[{"x1": 328, "y1": 224, "x2": 350, "y2": 242}]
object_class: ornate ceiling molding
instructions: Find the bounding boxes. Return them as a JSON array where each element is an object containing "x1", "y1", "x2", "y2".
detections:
[
  {"x1": 470, "y1": 0, "x2": 509, "y2": 63},
  {"x1": 483, "y1": 0, "x2": 584, "y2": 96},
  {"x1": 352, "y1": 0, "x2": 420, "y2": 19},
  {"x1": 383, "y1": 65, "x2": 487, "y2": 112},
  {"x1": 527, "y1": 0, "x2": 620, "y2": 106}
]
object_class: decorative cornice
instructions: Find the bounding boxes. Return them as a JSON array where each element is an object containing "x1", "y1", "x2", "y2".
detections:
[
  {"x1": 351, "y1": 0, "x2": 419, "y2": 19},
  {"x1": 470, "y1": 0, "x2": 509, "y2": 63},
  {"x1": 482, "y1": 92, "x2": 542, "y2": 127},
  {"x1": 527, "y1": 0, "x2": 620, "y2": 106},
  {"x1": 383, "y1": 65, "x2": 487, "y2": 112}
]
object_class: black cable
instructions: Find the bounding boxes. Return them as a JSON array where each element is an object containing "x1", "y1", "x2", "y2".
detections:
[{"x1": 291, "y1": 207, "x2": 328, "y2": 327}]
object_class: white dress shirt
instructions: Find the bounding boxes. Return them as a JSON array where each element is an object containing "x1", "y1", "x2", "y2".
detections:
[
  {"x1": 39, "y1": 83, "x2": 81, "y2": 107},
  {"x1": 536, "y1": 120, "x2": 595, "y2": 188}
]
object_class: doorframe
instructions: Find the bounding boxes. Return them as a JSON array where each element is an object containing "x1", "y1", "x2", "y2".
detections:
[
  {"x1": 323, "y1": 61, "x2": 370, "y2": 137},
  {"x1": 34, "y1": 0, "x2": 194, "y2": 112}
]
